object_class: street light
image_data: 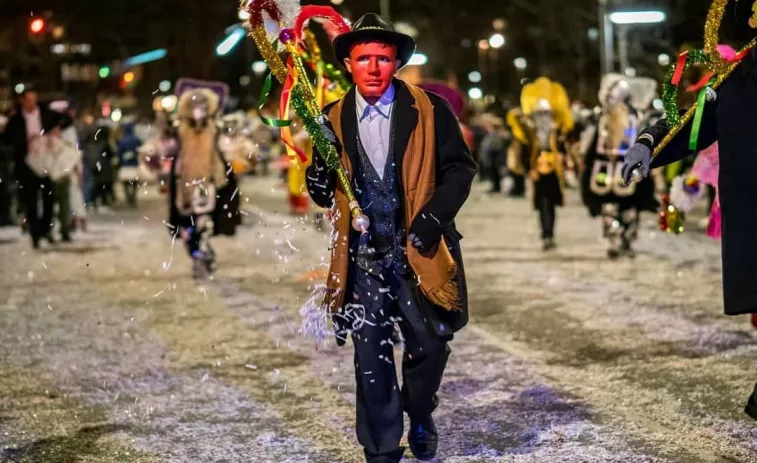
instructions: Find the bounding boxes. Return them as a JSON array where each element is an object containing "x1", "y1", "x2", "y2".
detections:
[
  {"x1": 489, "y1": 33, "x2": 505, "y2": 49},
  {"x1": 159, "y1": 80, "x2": 172, "y2": 92},
  {"x1": 216, "y1": 26, "x2": 245, "y2": 56},
  {"x1": 29, "y1": 18, "x2": 45, "y2": 35},
  {"x1": 514, "y1": 57, "x2": 527, "y2": 70},
  {"x1": 601, "y1": 9, "x2": 667, "y2": 75},
  {"x1": 658, "y1": 53, "x2": 671, "y2": 66},
  {"x1": 407, "y1": 53, "x2": 428, "y2": 66},
  {"x1": 252, "y1": 60, "x2": 268, "y2": 76},
  {"x1": 468, "y1": 87, "x2": 483, "y2": 100},
  {"x1": 609, "y1": 11, "x2": 666, "y2": 25},
  {"x1": 468, "y1": 71, "x2": 482, "y2": 83}
]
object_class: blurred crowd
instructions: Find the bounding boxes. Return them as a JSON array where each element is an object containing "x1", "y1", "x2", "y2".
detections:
[{"x1": 0, "y1": 86, "x2": 284, "y2": 250}]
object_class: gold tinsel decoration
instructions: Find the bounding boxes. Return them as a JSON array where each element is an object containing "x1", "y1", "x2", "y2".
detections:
[
  {"x1": 251, "y1": 25, "x2": 288, "y2": 83},
  {"x1": 704, "y1": 0, "x2": 731, "y2": 74},
  {"x1": 652, "y1": 0, "x2": 756, "y2": 159}
]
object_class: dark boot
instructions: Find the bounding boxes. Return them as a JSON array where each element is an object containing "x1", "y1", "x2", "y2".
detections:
[
  {"x1": 408, "y1": 415, "x2": 438, "y2": 461},
  {"x1": 744, "y1": 384, "x2": 757, "y2": 420}
]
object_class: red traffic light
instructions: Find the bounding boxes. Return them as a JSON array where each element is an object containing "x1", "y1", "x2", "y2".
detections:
[{"x1": 29, "y1": 18, "x2": 45, "y2": 34}]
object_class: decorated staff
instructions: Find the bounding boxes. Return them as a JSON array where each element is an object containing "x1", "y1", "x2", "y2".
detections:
[
  {"x1": 619, "y1": 0, "x2": 757, "y2": 420},
  {"x1": 242, "y1": 0, "x2": 371, "y2": 232}
]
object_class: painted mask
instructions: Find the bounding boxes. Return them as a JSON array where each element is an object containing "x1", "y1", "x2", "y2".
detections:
[{"x1": 345, "y1": 42, "x2": 399, "y2": 99}]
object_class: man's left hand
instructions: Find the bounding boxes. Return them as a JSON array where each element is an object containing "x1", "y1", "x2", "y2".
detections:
[{"x1": 408, "y1": 214, "x2": 443, "y2": 254}]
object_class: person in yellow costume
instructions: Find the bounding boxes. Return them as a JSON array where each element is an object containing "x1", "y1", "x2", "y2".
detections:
[{"x1": 511, "y1": 77, "x2": 574, "y2": 250}]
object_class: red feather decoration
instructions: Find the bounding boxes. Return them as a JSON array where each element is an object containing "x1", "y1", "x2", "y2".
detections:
[{"x1": 293, "y1": 5, "x2": 351, "y2": 42}]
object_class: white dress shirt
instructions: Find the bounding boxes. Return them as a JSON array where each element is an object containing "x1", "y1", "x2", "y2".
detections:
[
  {"x1": 355, "y1": 85, "x2": 395, "y2": 180},
  {"x1": 22, "y1": 107, "x2": 43, "y2": 156}
]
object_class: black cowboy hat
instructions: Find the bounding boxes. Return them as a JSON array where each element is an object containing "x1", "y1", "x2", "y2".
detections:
[{"x1": 333, "y1": 13, "x2": 416, "y2": 67}]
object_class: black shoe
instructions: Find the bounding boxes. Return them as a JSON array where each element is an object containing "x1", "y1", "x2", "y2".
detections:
[
  {"x1": 408, "y1": 416, "x2": 438, "y2": 461},
  {"x1": 61, "y1": 235, "x2": 72, "y2": 243},
  {"x1": 744, "y1": 384, "x2": 757, "y2": 420},
  {"x1": 364, "y1": 447, "x2": 404, "y2": 463},
  {"x1": 607, "y1": 248, "x2": 621, "y2": 260},
  {"x1": 31, "y1": 238, "x2": 40, "y2": 250},
  {"x1": 542, "y1": 239, "x2": 557, "y2": 251}
]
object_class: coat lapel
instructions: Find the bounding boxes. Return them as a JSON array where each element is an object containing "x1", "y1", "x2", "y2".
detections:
[
  {"x1": 392, "y1": 80, "x2": 418, "y2": 172},
  {"x1": 339, "y1": 87, "x2": 360, "y2": 176}
]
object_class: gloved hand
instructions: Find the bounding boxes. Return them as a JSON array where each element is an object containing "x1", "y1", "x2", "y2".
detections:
[
  {"x1": 620, "y1": 143, "x2": 652, "y2": 184},
  {"x1": 319, "y1": 117, "x2": 337, "y2": 145},
  {"x1": 408, "y1": 214, "x2": 443, "y2": 254},
  {"x1": 314, "y1": 116, "x2": 342, "y2": 167}
]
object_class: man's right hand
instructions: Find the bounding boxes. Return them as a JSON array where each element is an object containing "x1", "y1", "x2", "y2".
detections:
[
  {"x1": 621, "y1": 143, "x2": 652, "y2": 184},
  {"x1": 319, "y1": 118, "x2": 337, "y2": 145}
]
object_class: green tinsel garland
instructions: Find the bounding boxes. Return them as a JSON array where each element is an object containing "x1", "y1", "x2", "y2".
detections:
[
  {"x1": 661, "y1": 49, "x2": 710, "y2": 126},
  {"x1": 290, "y1": 86, "x2": 342, "y2": 171}
]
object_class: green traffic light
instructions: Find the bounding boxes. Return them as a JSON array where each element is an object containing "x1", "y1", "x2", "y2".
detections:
[{"x1": 99, "y1": 66, "x2": 111, "y2": 79}]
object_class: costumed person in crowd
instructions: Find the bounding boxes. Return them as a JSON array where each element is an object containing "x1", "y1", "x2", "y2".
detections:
[
  {"x1": 513, "y1": 77, "x2": 574, "y2": 250},
  {"x1": 117, "y1": 123, "x2": 143, "y2": 208},
  {"x1": 169, "y1": 88, "x2": 236, "y2": 279},
  {"x1": 621, "y1": 0, "x2": 757, "y2": 420},
  {"x1": 505, "y1": 107, "x2": 528, "y2": 197},
  {"x1": 3, "y1": 88, "x2": 58, "y2": 248},
  {"x1": 305, "y1": 13, "x2": 476, "y2": 463},
  {"x1": 41, "y1": 113, "x2": 80, "y2": 243},
  {"x1": 581, "y1": 74, "x2": 658, "y2": 259}
]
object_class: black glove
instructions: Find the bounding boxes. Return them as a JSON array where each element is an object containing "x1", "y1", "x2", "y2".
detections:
[
  {"x1": 620, "y1": 143, "x2": 651, "y2": 184},
  {"x1": 408, "y1": 213, "x2": 443, "y2": 254},
  {"x1": 317, "y1": 116, "x2": 342, "y2": 158}
]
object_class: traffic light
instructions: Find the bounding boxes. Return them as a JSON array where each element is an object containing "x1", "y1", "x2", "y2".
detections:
[
  {"x1": 29, "y1": 18, "x2": 45, "y2": 35},
  {"x1": 98, "y1": 66, "x2": 111, "y2": 79}
]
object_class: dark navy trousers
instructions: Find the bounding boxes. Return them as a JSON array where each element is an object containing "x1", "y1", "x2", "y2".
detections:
[{"x1": 344, "y1": 267, "x2": 451, "y2": 462}]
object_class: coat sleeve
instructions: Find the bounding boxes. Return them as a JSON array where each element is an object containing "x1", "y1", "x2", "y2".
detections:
[
  {"x1": 305, "y1": 144, "x2": 337, "y2": 208},
  {"x1": 417, "y1": 94, "x2": 477, "y2": 230},
  {"x1": 638, "y1": 99, "x2": 718, "y2": 169},
  {"x1": 305, "y1": 103, "x2": 339, "y2": 209}
]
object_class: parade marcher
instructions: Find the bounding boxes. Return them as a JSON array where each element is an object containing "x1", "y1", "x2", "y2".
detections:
[
  {"x1": 116, "y1": 123, "x2": 143, "y2": 208},
  {"x1": 169, "y1": 88, "x2": 238, "y2": 279},
  {"x1": 41, "y1": 114, "x2": 80, "y2": 243},
  {"x1": 620, "y1": 0, "x2": 757, "y2": 420},
  {"x1": 505, "y1": 108, "x2": 528, "y2": 197},
  {"x1": 510, "y1": 77, "x2": 574, "y2": 250},
  {"x1": 305, "y1": 13, "x2": 476, "y2": 462},
  {"x1": 3, "y1": 88, "x2": 58, "y2": 248},
  {"x1": 581, "y1": 75, "x2": 658, "y2": 259}
]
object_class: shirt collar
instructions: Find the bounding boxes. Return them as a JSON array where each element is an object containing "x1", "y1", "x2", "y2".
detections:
[{"x1": 356, "y1": 84, "x2": 395, "y2": 122}]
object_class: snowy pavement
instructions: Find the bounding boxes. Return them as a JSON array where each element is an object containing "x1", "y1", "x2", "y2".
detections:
[{"x1": 1, "y1": 177, "x2": 756, "y2": 463}]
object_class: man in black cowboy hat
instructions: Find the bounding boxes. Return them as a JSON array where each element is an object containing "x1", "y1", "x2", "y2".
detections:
[
  {"x1": 307, "y1": 12, "x2": 476, "y2": 463},
  {"x1": 620, "y1": 0, "x2": 757, "y2": 420}
]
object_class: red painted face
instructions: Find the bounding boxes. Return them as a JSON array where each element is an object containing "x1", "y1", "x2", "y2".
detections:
[{"x1": 345, "y1": 42, "x2": 399, "y2": 99}]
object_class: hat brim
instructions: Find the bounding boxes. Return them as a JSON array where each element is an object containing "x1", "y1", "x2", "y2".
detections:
[{"x1": 333, "y1": 29, "x2": 416, "y2": 68}]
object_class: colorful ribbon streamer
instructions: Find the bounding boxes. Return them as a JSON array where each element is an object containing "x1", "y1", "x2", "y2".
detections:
[{"x1": 689, "y1": 85, "x2": 710, "y2": 151}]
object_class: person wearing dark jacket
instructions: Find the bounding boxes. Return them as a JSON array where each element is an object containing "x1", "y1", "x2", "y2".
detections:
[
  {"x1": 2, "y1": 89, "x2": 58, "y2": 248},
  {"x1": 305, "y1": 13, "x2": 476, "y2": 463},
  {"x1": 116, "y1": 123, "x2": 143, "y2": 208},
  {"x1": 620, "y1": 0, "x2": 757, "y2": 422}
]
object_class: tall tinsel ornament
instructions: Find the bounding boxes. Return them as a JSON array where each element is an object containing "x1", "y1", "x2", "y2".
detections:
[
  {"x1": 645, "y1": 0, "x2": 756, "y2": 161},
  {"x1": 243, "y1": 0, "x2": 369, "y2": 233}
]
